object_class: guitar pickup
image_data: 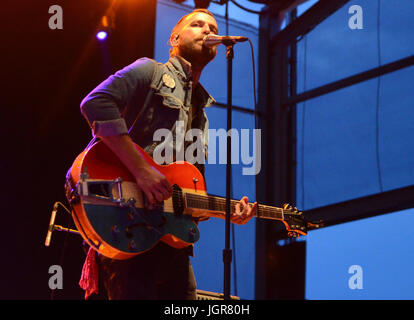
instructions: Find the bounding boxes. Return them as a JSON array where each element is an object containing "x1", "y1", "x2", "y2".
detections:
[{"x1": 172, "y1": 184, "x2": 184, "y2": 216}]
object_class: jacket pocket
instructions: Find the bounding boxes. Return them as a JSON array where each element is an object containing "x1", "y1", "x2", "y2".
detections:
[{"x1": 155, "y1": 92, "x2": 189, "y2": 111}]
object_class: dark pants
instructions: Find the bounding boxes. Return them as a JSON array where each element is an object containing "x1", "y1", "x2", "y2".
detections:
[{"x1": 95, "y1": 242, "x2": 197, "y2": 300}]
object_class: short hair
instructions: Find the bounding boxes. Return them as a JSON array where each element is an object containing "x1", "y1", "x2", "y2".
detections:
[
  {"x1": 169, "y1": 9, "x2": 217, "y2": 56},
  {"x1": 171, "y1": 9, "x2": 215, "y2": 35}
]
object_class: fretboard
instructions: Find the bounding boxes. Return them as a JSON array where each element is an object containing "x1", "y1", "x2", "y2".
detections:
[{"x1": 184, "y1": 193, "x2": 285, "y2": 221}]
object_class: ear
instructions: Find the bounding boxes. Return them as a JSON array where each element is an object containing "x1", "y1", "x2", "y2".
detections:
[{"x1": 170, "y1": 33, "x2": 179, "y2": 47}]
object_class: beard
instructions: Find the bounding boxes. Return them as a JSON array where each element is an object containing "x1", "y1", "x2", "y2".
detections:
[{"x1": 177, "y1": 40, "x2": 217, "y2": 69}]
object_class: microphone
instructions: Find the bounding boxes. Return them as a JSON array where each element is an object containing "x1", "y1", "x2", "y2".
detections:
[
  {"x1": 45, "y1": 202, "x2": 59, "y2": 247},
  {"x1": 203, "y1": 34, "x2": 248, "y2": 47}
]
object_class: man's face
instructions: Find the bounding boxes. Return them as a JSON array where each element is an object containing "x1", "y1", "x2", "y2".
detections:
[{"x1": 171, "y1": 12, "x2": 218, "y2": 68}]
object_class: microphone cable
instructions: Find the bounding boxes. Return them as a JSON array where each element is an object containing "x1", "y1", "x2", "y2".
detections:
[
  {"x1": 247, "y1": 38, "x2": 258, "y2": 130},
  {"x1": 223, "y1": 3, "x2": 259, "y2": 298}
]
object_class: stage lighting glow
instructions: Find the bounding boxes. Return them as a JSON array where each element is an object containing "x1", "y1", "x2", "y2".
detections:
[{"x1": 96, "y1": 31, "x2": 108, "y2": 40}]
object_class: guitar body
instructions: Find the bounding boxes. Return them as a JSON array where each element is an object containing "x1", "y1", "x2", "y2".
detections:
[{"x1": 68, "y1": 141, "x2": 207, "y2": 260}]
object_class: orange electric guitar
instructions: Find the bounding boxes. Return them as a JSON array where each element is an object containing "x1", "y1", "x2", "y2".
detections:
[{"x1": 65, "y1": 141, "x2": 308, "y2": 260}]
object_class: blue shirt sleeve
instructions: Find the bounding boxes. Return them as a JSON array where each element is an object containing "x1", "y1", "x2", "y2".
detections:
[{"x1": 80, "y1": 57, "x2": 156, "y2": 137}]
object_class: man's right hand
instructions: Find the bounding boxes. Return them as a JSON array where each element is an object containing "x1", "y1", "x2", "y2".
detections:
[
  {"x1": 99, "y1": 134, "x2": 172, "y2": 209},
  {"x1": 134, "y1": 165, "x2": 172, "y2": 208}
]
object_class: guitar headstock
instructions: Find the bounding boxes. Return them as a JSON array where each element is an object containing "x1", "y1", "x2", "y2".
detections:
[{"x1": 281, "y1": 203, "x2": 308, "y2": 238}]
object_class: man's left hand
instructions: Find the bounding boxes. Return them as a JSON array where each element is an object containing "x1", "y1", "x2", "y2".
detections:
[{"x1": 231, "y1": 196, "x2": 257, "y2": 225}]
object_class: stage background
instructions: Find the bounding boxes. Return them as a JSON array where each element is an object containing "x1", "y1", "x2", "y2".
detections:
[{"x1": 1, "y1": 0, "x2": 413, "y2": 300}]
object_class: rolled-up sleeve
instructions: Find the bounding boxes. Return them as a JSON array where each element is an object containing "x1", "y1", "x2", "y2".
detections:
[{"x1": 80, "y1": 57, "x2": 155, "y2": 137}]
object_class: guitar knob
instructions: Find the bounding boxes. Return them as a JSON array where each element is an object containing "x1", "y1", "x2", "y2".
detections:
[
  {"x1": 128, "y1": 240, "x2": 137, "y2": 250},
  {"x1": 188, "y1": 227, "x2": 196, "y2": 239},
  {"x1": 127, "y1": 212, "x2": 136, "y2": 221},
  {"x1": 125, "y1": 227, "x2": 133, "y2": 238}
]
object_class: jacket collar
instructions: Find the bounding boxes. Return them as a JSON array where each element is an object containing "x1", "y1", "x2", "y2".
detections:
[
  {"x1": 168, "y1": 55, "x2": 216, "y2": 108},
  {"x1": 168, "y1": 55, "x2": 192, "y2": 81}
]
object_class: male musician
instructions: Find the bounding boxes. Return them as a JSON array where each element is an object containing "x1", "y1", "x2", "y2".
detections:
[{"x1": 79, "y1": 8, "x2": 257, "y2": 300}]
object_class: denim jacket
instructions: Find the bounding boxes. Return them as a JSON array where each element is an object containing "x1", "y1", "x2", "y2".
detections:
[{"x1": 80, "y1": 56, "x2": 216, "y2": 175}]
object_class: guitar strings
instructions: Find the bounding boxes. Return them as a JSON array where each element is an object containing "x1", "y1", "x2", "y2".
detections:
[{"x1": 176, "y1": 191, "x2": 285, "y2": 219}]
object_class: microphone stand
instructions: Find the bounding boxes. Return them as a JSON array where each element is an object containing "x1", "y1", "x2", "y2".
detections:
[{"x1": 223, "y1": 41, "x2": 234, "y2": 301}]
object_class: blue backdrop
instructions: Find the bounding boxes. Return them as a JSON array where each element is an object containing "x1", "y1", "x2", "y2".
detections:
[
  {"x1": 295, "y1": 0, "x2": 414, "y2": 299},
  {"x1": 154, "y1": 0, "x2": 414, "y2": 300}
]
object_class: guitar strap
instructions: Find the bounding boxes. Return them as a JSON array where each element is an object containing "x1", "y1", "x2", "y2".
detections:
[{"x1": 127, "y1": 59, "x2": 162, "y2": 136}]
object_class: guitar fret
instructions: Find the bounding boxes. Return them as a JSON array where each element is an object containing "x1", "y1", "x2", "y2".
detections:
[{"x1": 185, "y1": 194, "x2": 237, "y2": 212}]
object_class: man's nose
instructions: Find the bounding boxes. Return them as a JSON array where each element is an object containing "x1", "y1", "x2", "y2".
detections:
[{"x1": 202, "y1": 25, "x2": 212, "y2": 35}]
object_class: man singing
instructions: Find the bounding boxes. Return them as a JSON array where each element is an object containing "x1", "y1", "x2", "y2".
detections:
[{"x1": 79, "y1": 8, "x2": 257, "y2": 300}]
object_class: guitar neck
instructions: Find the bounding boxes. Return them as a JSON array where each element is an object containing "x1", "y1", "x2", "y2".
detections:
[{"x1": 184, "y1": 193, "x2": 285, "y2": 221}]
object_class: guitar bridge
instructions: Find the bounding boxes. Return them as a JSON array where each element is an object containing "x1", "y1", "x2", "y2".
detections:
[{"x1": 77, "y1": 173, "x2": 128, "y2": 206}]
